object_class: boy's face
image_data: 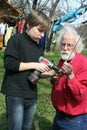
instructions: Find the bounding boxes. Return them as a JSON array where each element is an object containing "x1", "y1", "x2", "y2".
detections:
[{"x1": 27, "y1": 25, "x2": 45, "y2": 42}]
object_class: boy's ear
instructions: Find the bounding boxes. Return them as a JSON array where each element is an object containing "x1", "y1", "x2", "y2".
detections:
[{"x1": 27, "y1": 23, "x2": 30, "y2": 29}]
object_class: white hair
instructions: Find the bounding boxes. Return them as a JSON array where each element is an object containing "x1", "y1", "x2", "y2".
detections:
[{"x1": 56, "y1": 25, "x2": 84, "y2": 53}]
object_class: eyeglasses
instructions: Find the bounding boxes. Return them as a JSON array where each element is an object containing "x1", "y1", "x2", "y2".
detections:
[{"x1": 61, "y1": 43, "x2": 74, "y2": 49}]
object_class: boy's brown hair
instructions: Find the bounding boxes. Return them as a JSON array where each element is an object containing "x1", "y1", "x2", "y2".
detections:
[{"x1": 23, "y1": 10, "x2": 50, "y2": 31}]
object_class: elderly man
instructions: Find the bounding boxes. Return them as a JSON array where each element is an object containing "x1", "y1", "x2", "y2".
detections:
[{"x1": 50, "y1": 26, "x2": 87, "y2": 130}]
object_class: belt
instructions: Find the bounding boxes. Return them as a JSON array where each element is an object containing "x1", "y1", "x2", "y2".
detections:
[{"x1": 57, "y1": 111, "x2": 75, "y2": 119}]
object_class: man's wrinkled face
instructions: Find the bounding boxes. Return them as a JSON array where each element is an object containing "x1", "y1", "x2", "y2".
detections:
[{"x1": 60, "y1": 33, "x2": 76, "y2": 61}]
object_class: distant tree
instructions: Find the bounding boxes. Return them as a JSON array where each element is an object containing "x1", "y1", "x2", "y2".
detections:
[
  {"x1": 45, "y1": 0, "x2": 87, "y2": 52},
  {"x1": 32, "y1": 0, "x2": 38, "y2": 9},
  {"x1": 48, "y1": 0, "x2": 60, "y2": 20},
  {"x1": 45, "y1": 0, "x2": 60, "y2": 52},
  {"x1": 10, "y1": 0, "x2": 31, "y2": 16},
  {"x1": 76, "y1": 0, "x2": 87, "y2": 7},
  {"x1": 9, "y1": 0, "x2": 86, "y2": 52}
]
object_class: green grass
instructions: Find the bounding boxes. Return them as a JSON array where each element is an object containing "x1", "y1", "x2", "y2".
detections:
[
  {"x1": 0, "y1": 49, "x2": 7, "y2": 130},
  {"x1": 0, "y1": 49, "x2": 59, "y2": 130},
  {"x1": 0, "y1": 48, "x2": 87, "y2": 130}
]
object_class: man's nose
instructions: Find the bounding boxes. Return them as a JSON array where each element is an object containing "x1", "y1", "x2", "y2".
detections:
[{"x1": 63, "y1": 45, "x2": 68, "y2": 50}]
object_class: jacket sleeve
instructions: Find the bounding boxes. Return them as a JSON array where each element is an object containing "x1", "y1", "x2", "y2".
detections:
[
  {"x1": 4, "y1": 35, "x2": 20, "y2": 72},
  {"x1": 68, "y1": 66, "x2": 87, "y2": 102}
]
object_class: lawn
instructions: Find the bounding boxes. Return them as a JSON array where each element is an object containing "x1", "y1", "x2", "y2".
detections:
[
  {"x1": 0, "y1": 48, "x2": 60, "y2": 130},
  {"x1": 0, "y1": 48, "x2": 87, "y2": 130}
]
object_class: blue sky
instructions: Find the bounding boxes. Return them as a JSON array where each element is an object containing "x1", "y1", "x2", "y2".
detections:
[
  {"x1": 58, "y1": 0, "x2": 81, "y2": 12},
  {"x1": 68, "y1": 0, "x2": 81, "y2": 8}
]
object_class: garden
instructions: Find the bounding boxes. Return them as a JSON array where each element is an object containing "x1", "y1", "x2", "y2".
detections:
[{"x1": 0, "y1": 48, "x2": 87, "y2": 130}]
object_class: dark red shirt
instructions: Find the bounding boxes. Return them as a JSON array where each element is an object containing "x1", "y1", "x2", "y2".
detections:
[{"x1": 51, "y1": 53, "x2": 87, "y2": 115}]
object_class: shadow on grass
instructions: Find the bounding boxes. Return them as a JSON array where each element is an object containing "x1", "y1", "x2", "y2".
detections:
[
  {"x1": 0, "y1": 113, "x2": 7, "y2": 130},
  {"x1": 0, "y1": 112, "x2": 53, "y2": 130},
  {"x1": 32, "y1": 114, "x2": 52, "y2": 130}
]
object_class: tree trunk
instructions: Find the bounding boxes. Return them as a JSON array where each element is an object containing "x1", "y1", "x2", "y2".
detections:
[
  {"x1": 45, "y1": 0, "x2": 60, "y2": 52},
  {"x1": 32, "y1": 0, "x2": 38, "y2": 9}
]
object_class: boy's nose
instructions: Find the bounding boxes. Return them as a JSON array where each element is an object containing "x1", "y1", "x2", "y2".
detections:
[{"x1": 41, "y1": 32, "x2": 44, "y2": 37}]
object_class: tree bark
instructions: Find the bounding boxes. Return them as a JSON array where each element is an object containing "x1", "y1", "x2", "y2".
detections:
[
  {"x1": 45, "y1": 0, "x2": 60, "y2": 52},
  {"x1": 32, "y1": 0, "x2": 38, "y2": 9}
]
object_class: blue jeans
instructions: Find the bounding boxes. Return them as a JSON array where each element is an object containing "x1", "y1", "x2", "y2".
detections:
[
  {"x1": 52, "y1": 110, "x2": 87, "y2": 130},
  {"x1": 6, "y1": 96, "x2": 37, "y2": 130}
]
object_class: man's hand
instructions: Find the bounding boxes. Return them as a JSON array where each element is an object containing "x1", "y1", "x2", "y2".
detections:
[{"x1": 62, "y1": 61, "x2": 74, "y2": 79}]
